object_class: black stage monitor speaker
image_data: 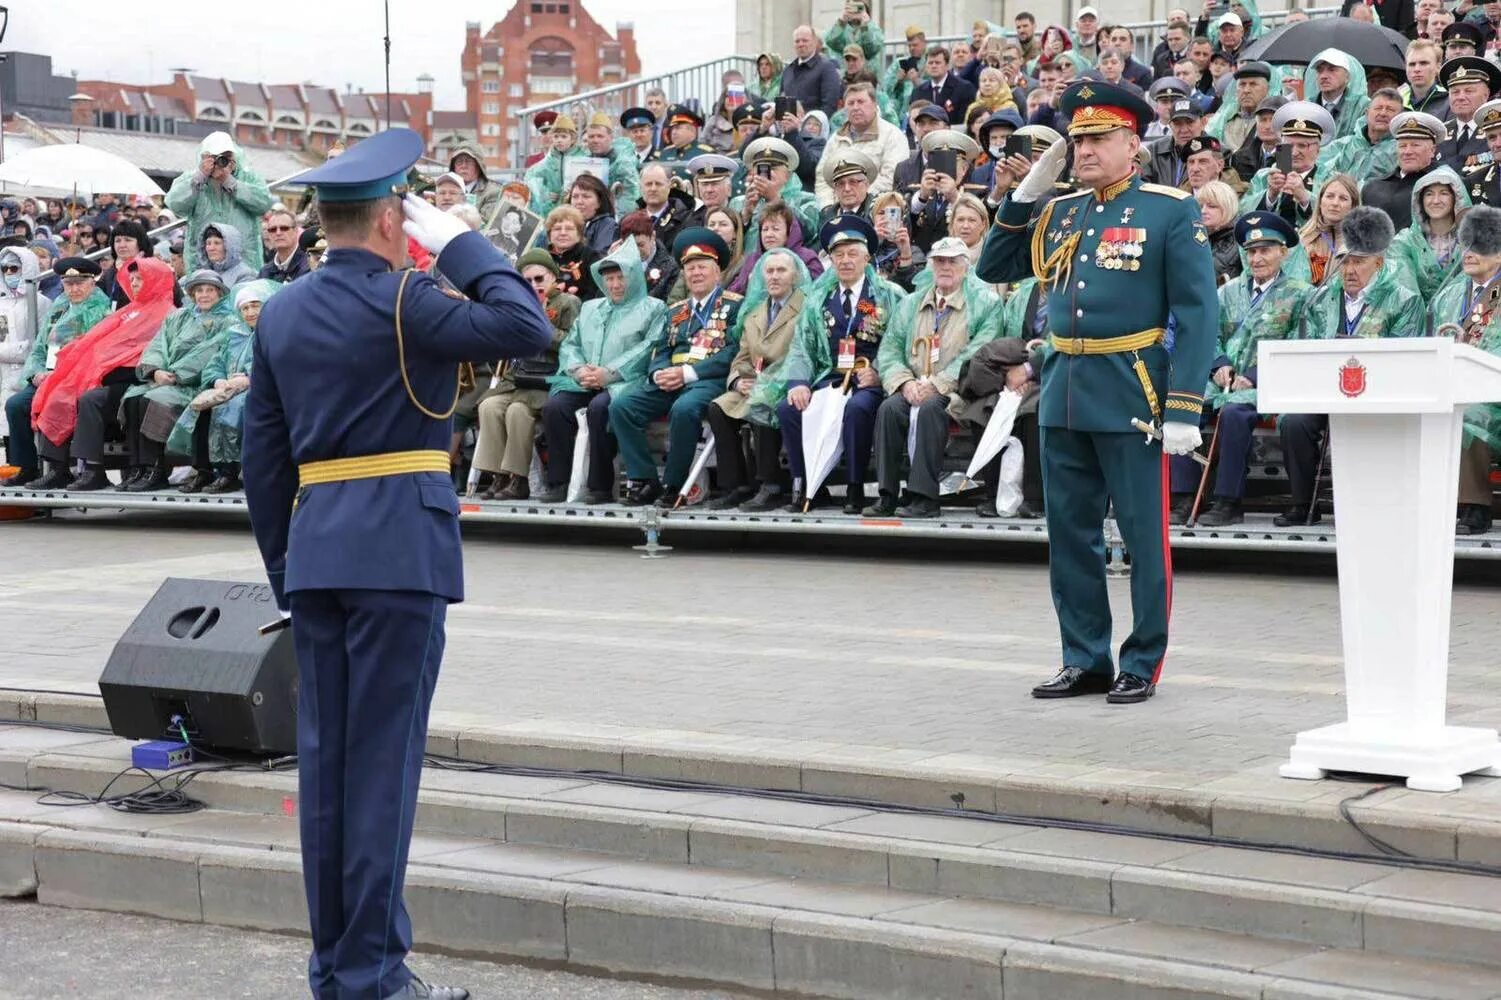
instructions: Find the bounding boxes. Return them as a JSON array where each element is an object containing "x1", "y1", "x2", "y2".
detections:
[{"x1": 99, "y1": 578, "x2": 298, "y2": 755}]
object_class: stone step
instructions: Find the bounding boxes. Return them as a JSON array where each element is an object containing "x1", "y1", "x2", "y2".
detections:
[
  {"x1": 7, "y1": 740, "x2": 1501, "y2": 973},
  {"x1": 4, "y1": 809, "x2": 1501, "y2": 1000}
]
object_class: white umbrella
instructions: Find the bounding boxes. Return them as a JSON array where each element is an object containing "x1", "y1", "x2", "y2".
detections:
[
  {"x1": 800, "y1": 360, "x2": 868, "y2": 512},
  {"x1": 674, "y1": 429, "x2": 716, "y2": 508},
  {"x1": 965, "y1": 388, "x2": 1024, "y2": 480},
  {"x1": 0, "y1": 143, "x2": 162, "y2": 198}
]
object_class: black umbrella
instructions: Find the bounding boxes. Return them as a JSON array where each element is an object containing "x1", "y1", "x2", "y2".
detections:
[{"x1": 1239, "y1": 18, "x2": 1409, "y2": 71}]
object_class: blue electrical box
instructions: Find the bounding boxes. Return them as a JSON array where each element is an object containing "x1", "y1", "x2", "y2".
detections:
[{"x1": 132, "y1": 740, "x2": 195, "y2": 770}]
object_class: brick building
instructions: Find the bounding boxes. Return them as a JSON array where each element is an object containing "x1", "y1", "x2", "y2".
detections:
[{"x1": 461, "y1": 1, "x2": 641, "y2": 172}]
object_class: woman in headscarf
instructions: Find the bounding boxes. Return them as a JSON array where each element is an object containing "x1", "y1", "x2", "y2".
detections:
[
  {"x1": 748, "y1": 53, "x2": 784, "y2": 104},
  {"x1": 101, "y1": 220, "x2": 157, "y2": 308},
  {"x1": 116, "y1": 268, "x2": 237, "y2": 492},
  {"x1": 28, "y1": 257, "x2": 178, "y2": 491},
  {"x1": 971, "y1": 67, "x2": 1021, "y2": 116},
  {"x1": 0, "y1": 247, "x2": 50, "y2": 455},
  {"x1": 166, "y1": 278, "x2": 279, "y2": 494},
  {"x1": 1389, "y1": 166, "x2": 1470, "y2": 304},
  {"x1": 1296, "y1": 173, "x2": 1361, "y2": 285},
  {"x1": 198, "y1": 221, "x2": 258, "y2": 289},
  {"x1": 703, "y1": 248, "x2": 814, "y2": 510},
  {"x1": 568, "y1": 174, "x2": 619, "y2": 257},
  {"x1": 729, "y1": 200, "x2": 823, "y2": 295}
]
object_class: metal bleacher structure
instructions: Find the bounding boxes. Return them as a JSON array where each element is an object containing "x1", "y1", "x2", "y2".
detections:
[{"x1": 4, "y1": 6, "x2": 1501, "y2": 563}]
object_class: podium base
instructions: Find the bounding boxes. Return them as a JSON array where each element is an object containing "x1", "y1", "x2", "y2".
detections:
[{"x1": 1280, "y1": 723, "x2": 1501, "y2": 793}]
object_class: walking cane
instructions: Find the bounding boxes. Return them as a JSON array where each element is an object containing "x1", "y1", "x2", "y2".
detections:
[
  {"x1": 1306, "y1": 426, "x2": 1330, "y2": 526},
  {"x1": 1187, "y1": 412, "x2": 1222, "y2": 526}
]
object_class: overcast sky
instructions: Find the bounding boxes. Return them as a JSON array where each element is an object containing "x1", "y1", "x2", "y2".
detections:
[{"x1": 6, "y1": 1, "x2": 736, "y2": 111}]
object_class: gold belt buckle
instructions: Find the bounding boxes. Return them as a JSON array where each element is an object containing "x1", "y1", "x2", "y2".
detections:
[{"x1": 1071, "y1": 338, "x2": 1085, "y2": 354}]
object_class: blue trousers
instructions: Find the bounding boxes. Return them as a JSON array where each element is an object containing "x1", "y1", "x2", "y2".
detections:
[
  {"x1": 3, "y1": 383, "x2": 37, "y2": 473},
  {"x1": 1041, "y1": 427, "x2": 1172, "y2": 682},
  {"x1": 288, "y1": 588, "x2": 447, "y2": 1000},
  {"x1": 1169, "y1": 402, "x2": 1260, "y2": 500},
  {"x1": 776, "y1": 384, "x2": 883, "y2": 487}
]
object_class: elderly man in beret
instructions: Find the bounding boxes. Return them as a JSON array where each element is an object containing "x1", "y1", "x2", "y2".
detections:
[{"x1": 1362, "y1": 110, "x2": 1444, "y2": 227}]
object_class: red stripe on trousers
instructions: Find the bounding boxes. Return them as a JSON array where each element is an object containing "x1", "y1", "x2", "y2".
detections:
[{"x1": 1152, "y1": 451, "x2": 1172, "y2": 684}]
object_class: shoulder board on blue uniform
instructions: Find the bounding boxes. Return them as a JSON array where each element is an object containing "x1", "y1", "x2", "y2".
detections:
[{"x1": 1140, "y1": 183, "x2": 1192, "y2": 200}]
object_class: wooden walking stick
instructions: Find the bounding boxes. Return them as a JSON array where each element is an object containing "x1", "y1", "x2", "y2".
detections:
[
  {"x1": 1187, "y1": 412, "x2": 1222, "y2": 526},
  {"x1": 1306, "y1": 426, "x2": 1330, "y2": 526}
]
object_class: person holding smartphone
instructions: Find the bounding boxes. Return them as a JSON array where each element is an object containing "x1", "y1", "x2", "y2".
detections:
[{"x1": 1237, "y1": 100, "x2": 1335, "y2": 229}]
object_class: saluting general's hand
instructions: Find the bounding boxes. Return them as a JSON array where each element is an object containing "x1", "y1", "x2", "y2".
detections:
[{"x1": 401, "y1": 193, "x2": 468, "y2": 255}]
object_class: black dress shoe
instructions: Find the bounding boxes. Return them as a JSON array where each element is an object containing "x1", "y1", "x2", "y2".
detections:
[
  {"x1": 535, "y1": 484, "x2": 567, "y2": 503},
  {"x1": 24, "y1": 467, "x2": 73, "y2": 491},
  {"x1": 976, "y1": 499, "x2": 1000, "y2": 518},
  {"x1": 622, "y1": 479, "x2": 664, "y2": 506},
  {"x1": 584, "y1": 488, "x2": 613, "y2": 505},
  {"x1": 117, "y1": 466, "x2": 146, "y2": 490},
  {"x1": 1196, "y1": 498, "x2": 1243, "y2": 526},
  {"x1": 1031, "y1": 667, "x2": 1114, "y2": 699},
  {"x1": 1106, "y1": 674, "x2": 1156, "y2": 704},
  {"x1": 1274, "y1": 504, "x2": 1321, "y2": 527},
  {"x1": 177, "y1": 469, "x2": 215, "y2": 494},
  {"x1": 1457, "y1": 503, "x2": 1494, "y2": 536},
  {"x1": 1015, "y1": 500, "x2": 1042, "y2": 519},
  {"x1": 1168, "y1": 493, "x2": 1193, "y2": 525},
  {"x1": 203, "y1": 474, "x2": 243, "y2": 494},
  {"x1": 0, "y1": 468, "x2": 36, "y2": 488},
  {"x1": 739, "y1": 485, "x2": 785, "y2": 512},
  {"x1": 124, "y1": 466, "x2": 169, "y2": 492},
  {"x1": 896, "y1": 495, "x2": 941, "y2": 519},
  {"x1": 841, "y1": 485, "x2": 867, "y2": 515},
  {"x1": 861, "y1": 492, "x2": 899, "y2": 517},
  {"x1": 703, "y1": 485, "x2": 756, "y2": 510},
  {"x1": 66, "y1": 467, "x2": 112, "y2": 492},
  {"x1": 656, "y1": 485, "x2": 681, "y2": 508},
  {"x1": 785, "y1": 490, "x2": 807, "y2": 512}
]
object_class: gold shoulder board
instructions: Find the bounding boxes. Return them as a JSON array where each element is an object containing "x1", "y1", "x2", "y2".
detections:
[{"x1": 1140, "y1": 183, "x2": 1192, "y2": 200}]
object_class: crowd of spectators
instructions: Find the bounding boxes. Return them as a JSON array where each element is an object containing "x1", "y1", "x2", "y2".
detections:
[{"x1": 2, "y1": 0, "x2": 1500, "y2": 535}]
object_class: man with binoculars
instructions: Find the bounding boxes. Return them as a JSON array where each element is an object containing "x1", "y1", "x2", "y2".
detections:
[{"x1": 166, "y1": 130, "x2": 274, "y2": 273}]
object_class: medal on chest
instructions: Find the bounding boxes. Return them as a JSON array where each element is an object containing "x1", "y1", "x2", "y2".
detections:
[{"x1": 1096, "y1": 228, "x2": 1146, "y2": 271}]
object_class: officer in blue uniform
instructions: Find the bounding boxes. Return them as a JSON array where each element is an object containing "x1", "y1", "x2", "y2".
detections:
[
  {"x1": 242, "y1": 129, "x2": 552, "y2": 1000},
  {"x1": 978, "y1": 81, "x2": 1217, "y2": 704}
]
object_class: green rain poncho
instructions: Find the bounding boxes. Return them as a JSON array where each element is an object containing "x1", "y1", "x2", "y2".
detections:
[
  {"x1": 122, "y1": 285, "x2": 238, "y2": 413},
  {"x1": 727, "y1": 248, "x2": 813, "y2": 426},
  {"x1": 1303, "y1": 49, "x2": 1370, "y2": 141},
  {"x1": 1388, "y1": 167, "x2": 1470, "y2": 304},
  {"x1": 19, "y1": 287, "x2": 111, "y2": 385},
  {"x1": 824, "y1": 17, "x2": 886, "y2": 62},
  {"x1": 525, "y1": 136, "x2": 642, "y2": 218},
  {"x1": 165, "y1": 134, "x2": 274, "y2": 273},
  {"x1": 732, "y1": 174, "x2": 821, "y2": 254},
  {"x1": 747, "y1": 262, "x2": 906, "y2": 425},
  {"x1": 1204, "y1": 269, "x2": 1313, "y2": 410},
  {"x1": 878, "y1": 267, "x2": 1003, "y2": 397},
  {"x1": 1432, "y1": 274, "x2": 1501, "y2": 448},
  {"x1": 748, "y1": 54, "x2": 784, "y2": 104},
  {"x1": 1305, "y1": 261, "x2": 1425, "y2": 340},
  {"x1": 1316, "y1": 122, "x2": 1396, "y2": 184},
  {"x1": 551, "y1": 240, "x2": 669, "y2": 398},
  {"x1": 166, "y1": 279, "x2": 281, "y2": 463}
]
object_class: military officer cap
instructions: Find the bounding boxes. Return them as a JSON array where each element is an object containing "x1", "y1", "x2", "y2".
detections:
[
  {"x1": 1475, "y1": 98, "x2": 1501, "y2": 136},
  {"x1": 919, "y1": 128, "x2": 982, "y2": 159},
  {"x1": 1148, "y1": 77, "x2": 1189, "y2": 102},
  {"x1": 686, "y1": 153, "x2": 739, "y2": 181},
  {"x1": 828, "y1": 148, "x2": 878, "y2": 184},
  {"x1": 731, "y1": 104, "x2": 762, "y2": 129},
  {"x1": 743, "y1": 136, "x2": 800, "y2": 172},
  {"x1": 1234, "y1": 212, "x2": 1297, "y2": 249},
  {"x1": 1389, "y1": 111, "x2": 1446, "y2": 143},
  {"x1": 297, "y1": 227, "x2": 325, "y2": 253},
  {"x1": 516, "y1": 248, "x2": 559, "y2": 275},
  {"x1": 1234, "y1": 60, "x2": 1272, "y2": 82},
  {"x1": 819, "y1": 212, "x2": 879, "y2": 255},
  {"x1": 914, "y1": 104, "x2": 950, "y2": 124},
  {"x1": 665, "y1": 104, "x2": 705, "y2": 130},
  {"x1": 1271, "y1": 100, "x2": 1336, "y2": 145},
  {"x1": 532, "y1": 110, "x2": 559, "y2": 133},
  {"x1": 52, "y1": 256, "x2": 100, "y2": 279},
  {"x1": 1442, "y1": 22, "x2": 1486, "y2": 52},
  {"x1": 619, "y1": 107, "x2": 654, "y2": 130},
  {"x1": 1439, "y1": 54, "x2": 1501, "y2": 92},
  {"x1": 1170, "y1": 98, "x2": 1202, "y2": 122},
  {"x1": 1058, "y1": 81, "x2": 1155, "y2": 138},
  {"x1": 1014, "y1": 124, "x2": 1063, "y2": 151},
  {"x1": 183, "y1": 268, "x2": 228, "y2": 296},
  {"x1": 288, "y1": 127, "x2": 423, "y2": 203},
  {"x1": 672, "y1": 226, "x2": 732, "y2": 269}
]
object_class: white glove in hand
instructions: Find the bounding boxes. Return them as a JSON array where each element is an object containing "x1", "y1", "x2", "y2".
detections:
[
  {"x1": 1011, "y1": 140, "x2": 1068, "y2": 204},
  {"x1": 401, "y1": 193, "x2": 469, "y2": 256},
  {"x1": 1161, "y1": 422, "x2": 1204, "y2": 456}
]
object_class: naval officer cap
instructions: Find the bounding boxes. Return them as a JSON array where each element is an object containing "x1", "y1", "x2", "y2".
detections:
[
  {"x1": 289, "y1": 127, "x2": 424, "y2": 204},
  {"x1": 686, "y1": 153, "x2": 739, "y2": 181},
  {"x1": 1389, "y1": 110, "x2": 1446, "y2": 143},
  {"x1": 743, "y1": 136, "x2": 800, "y2": 172},
  {"x1": 1475, "y1": 98, "x2": 1501, "y2": 137},
  {"x1": 1439, "y1": 53, "x2": 1501, "y2": 92},
  {"x1": 827, "y1": 148, "x2": 878, "y2": 185},
  {"x1": 1234, "y1": 212, "x2": 1297, "y2": 250},
  {"x1": 1271, "y1": 100, "x2": 1336, "y2": 145}
]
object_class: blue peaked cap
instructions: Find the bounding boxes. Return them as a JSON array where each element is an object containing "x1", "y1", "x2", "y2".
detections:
[{"x1": 288, "y1": 128, "x2": 425, "y2": 203}]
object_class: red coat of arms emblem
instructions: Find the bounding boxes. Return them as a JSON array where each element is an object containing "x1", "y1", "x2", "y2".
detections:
[{"x1": 1339, "y1": 357, "x2": 1367, "y2": 398}]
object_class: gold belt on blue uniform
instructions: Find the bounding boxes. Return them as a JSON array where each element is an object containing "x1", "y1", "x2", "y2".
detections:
[
  {"x1": 298, "y1": 450, "x2": 450, "y2": 487},
  {"x1": 1048, "y1": 329, "x2": 1165, "y2": 355}
]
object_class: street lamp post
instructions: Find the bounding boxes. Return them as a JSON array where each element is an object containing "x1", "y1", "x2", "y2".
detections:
[{"x1": 67, "y1": 93, "x2": 94, "y2": 143}]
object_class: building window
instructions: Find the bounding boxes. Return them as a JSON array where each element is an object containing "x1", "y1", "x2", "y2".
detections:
[
  {"x1": 530, "y1": 37, "x2": 574, "y2": 77},
  {"x1": 481, "y1": 79, "x2": 500, "y2": 93},
  {"x1": 483, "y1": 102, "x2": 499, "y2": 115},
  {"x1": 482, "y1": 123, "x2": 500, "y2": 137},
  {"x1": 509, "y1": 83, "x2": 524, "y2": 97},
  {"x1": 484, "y1": 144, "x2": 499, "y2": 156}
]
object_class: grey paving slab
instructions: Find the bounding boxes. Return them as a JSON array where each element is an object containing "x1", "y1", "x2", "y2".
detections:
[
  {"x1": 881, "y1": 895, "x2": 1125, "y2": 941},
  {"x1": 820, "y1": 810, "x2": 1037, "y2": 847},
  {"x1": 555, "y1": 859, "x2": 778, "y2": 897},
  {"x1": 1057, "y1": 920, "x2": 1320, "y2": 973},
  {"x1": 1350, "y1": 867, "x2": 1501, "y2": 912},
  {"x1": 1156, "y1": 844, "x2": 1398, "y2": 890},
  {"x1": 415, "y1": 841, "x2": 619, "y2": 879},
  {"x1": 708, "y1": 876, "x2": 946, "y2": 917},
  {"x1": 987, "y1": 825, "x2": 1210, "y2": 866},
  {"x1": 1257, "y1": 948, "x2": 1501, "y2": 999},
  {"x1": 666, "y1": 794, "x2": 875, "y2": 829}
]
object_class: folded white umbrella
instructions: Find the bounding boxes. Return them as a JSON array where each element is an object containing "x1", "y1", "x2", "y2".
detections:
[
  {"x1": 801, "y1": 361, "x2": 869, "y2": 512},
  {"x1": 965, "y1": 388, "x2": 1024, "y2": 481},
  {"x1": 0, "y1": 143, "x2": 163, "y2": 198}
]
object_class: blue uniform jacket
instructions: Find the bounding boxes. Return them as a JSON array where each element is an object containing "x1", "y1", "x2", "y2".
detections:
[{"x1": 242, "y1": 231, "x2": 552, "y2": 608}]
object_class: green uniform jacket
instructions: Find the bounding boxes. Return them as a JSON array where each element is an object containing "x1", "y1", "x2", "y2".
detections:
[
  {"x1": 1305, "y1": 265, "x2": 1425, "y2": 340},
  {"x1": 1433, "y1": 274, "x2": 1501, "y2": 448},
  {"x1": 977, "y1": 176, "x2": 1219, "y2": 430},
  {"x1": 20, "y1": 288, "x2": 111, "y2": 384},
  {"x1": 551, "y1": 241, "x2": 669, "y2": 398},
  {"x1": 123, "y1": 298, "x2": 238, "y2": 411},
  {"x1": 656, "y1": 141, "x2": 718, "y2": 185},
  {"x1": 1206, "y1": 271, "x2": 1312, "y2": 411},
  {"x1": 647, "y1": 289, "x2": 744, "y2": 382}
]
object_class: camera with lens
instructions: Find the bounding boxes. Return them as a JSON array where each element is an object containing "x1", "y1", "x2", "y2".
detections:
[{"x1": 213, "y1": 153, "x2": 233, "y2": 169}]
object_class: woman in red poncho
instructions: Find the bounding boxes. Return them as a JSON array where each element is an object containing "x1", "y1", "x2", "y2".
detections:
[{"x1": 27, "y1": 256, "x2": 178, "y2": 491}]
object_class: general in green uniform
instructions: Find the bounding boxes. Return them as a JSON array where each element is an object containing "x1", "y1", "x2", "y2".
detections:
[{"x1": 977, "y1": 81, "x2": 1218, "y2": 704}]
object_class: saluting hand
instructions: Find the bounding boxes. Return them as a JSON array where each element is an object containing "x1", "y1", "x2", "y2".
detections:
[{"x1": 401, "y1": 193, "x2": 469, "y2": 255}]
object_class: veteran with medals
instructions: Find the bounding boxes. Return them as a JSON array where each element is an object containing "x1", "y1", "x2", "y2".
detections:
[{"x1": 977, "y1": 81, "x2": 1218, "y2": 705}]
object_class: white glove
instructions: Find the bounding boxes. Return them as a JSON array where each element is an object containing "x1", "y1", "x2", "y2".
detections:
[
  {"x1": 1161, "y1": 422, "x2": 1203, "y2": 456},
  {"x1": 401, "y1": 193, "x2": 469, "y2": 256},
  {"x1": 1011, "y1": 140, "x2": 1068, "y2": 204}
]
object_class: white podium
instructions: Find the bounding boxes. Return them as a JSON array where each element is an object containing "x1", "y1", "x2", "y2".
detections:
[{"x1": 1257, "y1": 338, "x2": 1501, "y2": 792}]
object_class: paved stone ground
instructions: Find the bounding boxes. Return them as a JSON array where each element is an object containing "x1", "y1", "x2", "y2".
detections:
[
  {"x1": 0, "y1": 899, "x2": 753, "y2": 999},
  {"x1": 1, "y1": 510, "x2": 1498, "y2": 780}
]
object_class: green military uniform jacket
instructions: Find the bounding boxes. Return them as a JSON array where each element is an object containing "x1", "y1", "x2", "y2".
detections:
[
  {"x1": 649, "y1": 289, "x2": 744, "y2": 383},
  {"x1": 976, "y1": 174, "x2": 1219, "y2": 430},
  {"x1": 656, "y1": 140, "x2": 719, "y2": 184},
  {"x1": 1206, "y1": 270, "x2": 1312, "y2": 411}
]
